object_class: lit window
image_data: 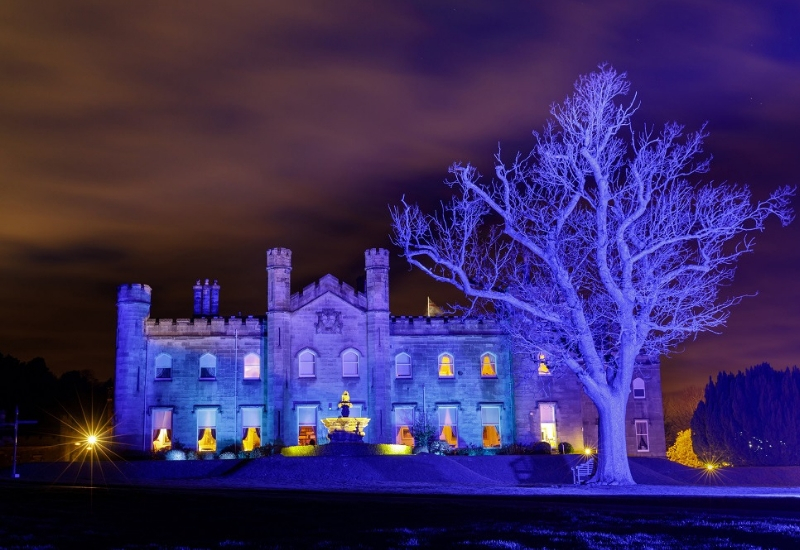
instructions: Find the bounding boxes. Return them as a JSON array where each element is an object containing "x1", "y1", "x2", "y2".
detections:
[
  {"x1": 151, "y1": 408, "x2": 172, "y2": 451},
  {"x1": 155, "y1": 353, "x2": 172, "y2": 380},
  {"x1": 539, "y1": 403, "x2": 557, "y2": 451},
  {"x1": 437, "y1": 406, "x2": 458, "y2": 448},
  {"x1": 481, "y1": 406, "x2": 501, "y2": 448},
  {"x1": 438, "y1": 354, "x2": 454, "y2": 378},
  {"x1": 241, "y1": 407, "x2": 262, "y2": 451},
  {"x1": 632, "y1": 377, "x2": 645, "y2": 399},
  {"x1": 199, "y1": 353, "x2": 216, "y2": 380},
  {"x1": 537, "y1": 353, "x2": 550, "y2": 376},
  {"x1": 481, "y1": 353, "x2": 497, "y2": 377},
  {"x1": 635, "y1": 420, "x2": 650, "y2": 452},
  {"x1": 297, "y1": 405, "x2": 317, "y2": 445},
  {"x1": 243, "y1": 353, "x2": 261, "y2": 380},
  {"x1": 394, "y1": 406, "x2": 415, "y2": 446},
  {"x1": 342, "y1": 349, "x2": 359, "y2": 377},
  {"x1": 196, "y1": 408, "x2": 217, "y2": 452},
  {"x1": 395, "y1": 353, "x2": 412, "y2": 379},
  {"x1": 298, "y1": 350, "x2": 316, "y2": 378}
]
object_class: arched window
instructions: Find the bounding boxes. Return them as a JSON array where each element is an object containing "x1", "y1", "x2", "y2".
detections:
[
  {"x1": 632, "y1": 377, "x2": 646, "y2": 399},
  {"x1": 537, "y1": 353, "x2": 551, "y2": 376},
  {"x1": 342, "y1": 349, "x2": 360, "y2": 377},
  {"x1": 438, "y1": 353, "x2": 454, "y2": 378},
  {"x1": 395, "y1": 353, "x2": 412, "y2": 379},
  {"x1": 481, "y1": 353, "x2": 497, "y2": 377},
  {"x1": 243, "y1": 353, "x2": 260, "y2": 380},
  {"x1": 199, "y1": 353, "x2": 216, "y2": 380},
  {"x1": 155, "y1": 353, "x2": 172, "y2": 380},
  {"x1": 298, "y1": 349, "x2": 316, "y2": 378}
]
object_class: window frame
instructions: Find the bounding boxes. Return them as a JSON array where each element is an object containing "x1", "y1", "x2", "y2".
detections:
[
  {"x1": 539, "y1": 402, "x2": 557, "y2": 450},
  {"x1": 395, "y1": 353, "x2": 412, "y2": 379},
  {"x1": 243, "y1": 353, "x2": 261, "y2": 380},
  {"x1": 199, "y1": 353, "x2": 217, "y2": 380},
  {"x1": 438, "y1": 353, "x2": 455, "y2": 379},
  {"x1": 154, "y1": 353, "x2": 172, "y2": 381},
  {"x1": 241, "y1": 406, "x2": 262, "y2": 451},
  {"x1": 196, "y1": 407, "x2": 217, "y2": 452},
  {"x1": 341, "y1": 348, "x2": 360, "y2": 378},
  {"x1": 297, "y1": 405, "x2": 317, "y2": 446},
  {"x1": 481, "y1": 405, "x2": 501, "y2": 448},
  {"x1": 480, "y1": 353, "x2": 497, "y2": 378},
  {"x1": 635, "y1": 419, "x2": 650, "y2": 452},
  {"x1": 437, "y1": 405, "x2": 459, "y2": 448},
  {"x1": 394, "y1": 405, "x2": 415, "y2": 446},
  {"x1": 298, "y1": 349, "x2": 317, "y2": 378},
  {"x1": 151, "y1": 407, "x2": 173, "y2": 452},
  {"x1": 632, "y1": 377, "x2": 646, "y2": 399}
]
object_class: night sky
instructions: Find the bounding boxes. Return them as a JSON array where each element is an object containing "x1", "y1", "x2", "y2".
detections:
[{"x1": 1, "y1": 1, "x2": 798, "y2": 393}]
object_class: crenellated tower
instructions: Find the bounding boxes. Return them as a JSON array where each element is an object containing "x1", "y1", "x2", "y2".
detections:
[
  {"x1": 364, "y1": 248, "x2": 391, "y2": 441},
  {"x1": 114, "y1": 284, "x2": 152, "y2": 450},
  {"x1": 266, "y1": 248, "x2": 292, "y2": 442}
]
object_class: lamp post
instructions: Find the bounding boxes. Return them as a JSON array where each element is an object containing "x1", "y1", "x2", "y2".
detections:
[{"x1": 1, "y1": 406, "x2": 38, "y2": 479}]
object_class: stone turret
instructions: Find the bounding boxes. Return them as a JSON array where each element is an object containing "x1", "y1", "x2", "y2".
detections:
[
  {"x1": 267, "y1": 248, "x2": 292, "y2": 312},
  {"x1": 114, "y1": 284, "x2": 152, "y2": 449},
  {"x1": 364, "y1": 248, "x2": 391, "y2": 441},
  {"x1": 364, "y1": 248, "x2": 389, "y2": 312},
  {"x1": 266, "y1": 248, "x2": 292, "y2": 441}
]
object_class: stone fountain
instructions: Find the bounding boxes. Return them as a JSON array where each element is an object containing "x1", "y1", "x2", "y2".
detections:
[{"x1": 322, "y1": 390, "x2": 371, "y2": 443}]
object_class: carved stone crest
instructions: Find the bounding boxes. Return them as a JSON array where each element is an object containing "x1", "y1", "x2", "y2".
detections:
[{"x1": 315, "y1": 308, "x2": 343, "y2": 334}]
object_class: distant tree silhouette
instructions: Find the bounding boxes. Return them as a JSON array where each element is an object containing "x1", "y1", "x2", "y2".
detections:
[
  {"x1": 691, "y1": 363, "x2": 800, "y2": 466},
  {"x1": 1, "y1": 353, "x2": 111, "y2": 436}
]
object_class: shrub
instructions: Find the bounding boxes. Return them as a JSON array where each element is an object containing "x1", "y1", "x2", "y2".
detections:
[
  {"x1": 219, "y1": 451, "x2": 237, "y2": 460},
  {"x1": 558, "y1": 442, "x2": 574, "y2": 454},
  {"x1": 200, "y1": 451, "x2": 216, "y2": 460},
  {"x1": 186, "y1": 451, "x2": 198, "y2": 460},
  {"x1": 165, "y1": 449, "x2": 186, "y2": 461},
  {"x1": 531, "y1": 441, "x2": 553, "y2": 454},
  {"x1": 666, "y1": 429, "x2": 702, "y2": 468}
]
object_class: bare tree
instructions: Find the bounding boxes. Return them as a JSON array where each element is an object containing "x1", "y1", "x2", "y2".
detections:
[{"x1": 391, "y1": 66, "x2": 794, "y2": 485}]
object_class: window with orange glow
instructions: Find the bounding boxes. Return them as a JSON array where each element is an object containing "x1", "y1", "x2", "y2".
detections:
[
  {"x1": 151, "y1": 408, "x2": 172, "y2": 451},
  {"x1": 241, "y1": 407, "x2": 261, "y2": 451},
  {"x1": 437, "y1": 406, "x2": 458, "y2": 448},
  {"x1": 537, "y1": 353, "x2": 550, "y2": 376},
  {"x1": 297, "y1": 405, "x2": 317, "y2": 445},
  {"x1": 196, "y1": 408, "x2": 217, "y2": 452},
  {"x1": 438, "y1": 354, "x2": 454, "y2": 378},
  {"x1": 394, "y1": 406, "x2": 415, "y2": 446},
  {"x1": 481, "y1": 353, "x2": 497, "y2": 377},
  {"x1": 481, "y1": 406, "x2": 501, "y2": 448}
]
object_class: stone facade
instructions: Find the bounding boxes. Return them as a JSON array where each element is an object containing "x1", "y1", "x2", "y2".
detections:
[{"x1": 113, "y1": 248, "x2": 666, "y2": 457}]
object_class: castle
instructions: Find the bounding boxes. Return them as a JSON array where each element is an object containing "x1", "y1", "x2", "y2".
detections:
[{"x1": 114, "y1": 248, "x2": 666, "y2": 456}]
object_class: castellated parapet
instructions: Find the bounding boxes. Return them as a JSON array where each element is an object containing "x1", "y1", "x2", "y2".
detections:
[
  {"x1": 266, "y1": 247, "x2": 292, "y2": 269},
  {"x1": 146, "y1": 316, "x2": 264, "y2": 337},
  {"x1": 389, "y1": 315, "x2": 503, "y2": 336},
  {"x1": 117, "y1": 283, "x2": 152, "y2": 304},
  {"x1": 364, "y1": 247, "x2": 390, "y2": 269}
]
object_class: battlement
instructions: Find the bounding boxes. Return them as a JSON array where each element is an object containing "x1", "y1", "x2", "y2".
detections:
[
  {"x1": 364, "y1": 247, "x2": 390, "y2": 268},
  {"x1": 290, "y1": 274, "x2": 367, "y2": 310},
  {"x1": 146, "y1": 315, "x2": 264, "y2": 336},
  {"x1": 117, "y1": 283, "x2": 152, "y2": 304},
  {"x1": 389, "y1": 315, "x2": 503, "y2": 336},
  {"x1": 266, "y1": 247, "x2": 292, "y2": 268}
]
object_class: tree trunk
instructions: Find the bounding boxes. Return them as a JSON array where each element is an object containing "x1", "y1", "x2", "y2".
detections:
[{"x1": 591, "y1": 392, "x2": 635, "y2": 485}]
